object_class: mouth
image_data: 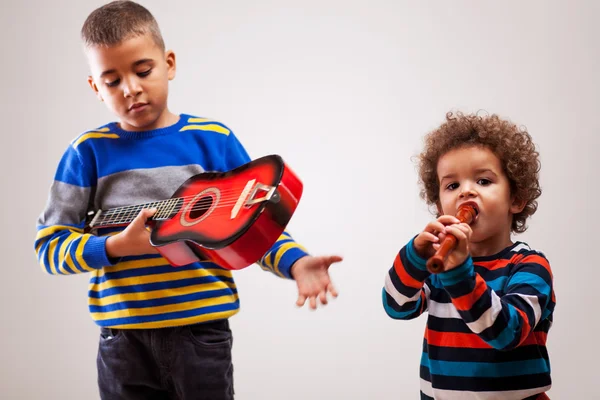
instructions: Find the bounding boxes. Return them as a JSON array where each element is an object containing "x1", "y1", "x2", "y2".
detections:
[
  {"x1": 460, "y1": 202, "x2": 479, "y2": 222},
  {"x1": 129, "y1": 102, "x2": 149, "y2": 112}
]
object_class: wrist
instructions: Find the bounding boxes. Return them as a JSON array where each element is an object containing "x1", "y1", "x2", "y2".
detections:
[
  {"x1": 105, "y1": 235, "x2": 125, "y2": 258},
  {"x1": 290, "y1": 255, "x2": 308, "y2": 279}
]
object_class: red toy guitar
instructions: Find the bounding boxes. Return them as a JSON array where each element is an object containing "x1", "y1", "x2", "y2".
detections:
[{"x1": 85, "y1": 155, "x2": 303, "y2": 270}]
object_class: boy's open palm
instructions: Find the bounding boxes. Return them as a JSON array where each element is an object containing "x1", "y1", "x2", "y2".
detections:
[{"x1": 290, "y1": 255, "x2": 343, "y2": 310}]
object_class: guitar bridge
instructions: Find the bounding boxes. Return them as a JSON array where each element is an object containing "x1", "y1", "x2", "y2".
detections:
[
  {"x1": 245, "y1": 183, "x2": 277, "y2": 205},
  {"x1": 230, "y1": 180, "x2": 277, "y2": 219}
]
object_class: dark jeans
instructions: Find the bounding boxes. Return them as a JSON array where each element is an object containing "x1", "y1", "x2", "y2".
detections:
[{"x1": 97, "y1": 319, "x2": 234, "y2": 400}]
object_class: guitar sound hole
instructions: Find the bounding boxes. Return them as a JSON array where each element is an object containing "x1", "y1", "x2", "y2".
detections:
[{"x1": 189, "y1": 196, "x2": 214, "y2": 220}]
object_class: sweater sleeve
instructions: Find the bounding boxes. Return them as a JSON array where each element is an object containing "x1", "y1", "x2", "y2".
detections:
[
  {"x1": 382, "y1": 238, "x2": 431, "y2": 320},
  {"x1": 438, "y1": 252, "x2": 554, "y2": 350},
  {"x1": 223, "y1": 131, "x2": 309, "y2": 279},
  {"x1": 34, "y1": 144, "x2": 116, "y2": 275}
]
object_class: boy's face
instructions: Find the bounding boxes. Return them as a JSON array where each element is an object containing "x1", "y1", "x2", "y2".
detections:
[
  {"x1": 436, "y1": 146, "x2": 525, "y2": 244},
  {"x1": 86, "y1": 33, "x2": 176, "y2": 131}
]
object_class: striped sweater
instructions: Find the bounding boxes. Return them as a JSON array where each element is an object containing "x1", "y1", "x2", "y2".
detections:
[
  {"x1": 35, "y1": 114, "x2": 308, "y2": 329},
  {"x1": 382, "y1": 239, "x2": 555, "y2": 400}
]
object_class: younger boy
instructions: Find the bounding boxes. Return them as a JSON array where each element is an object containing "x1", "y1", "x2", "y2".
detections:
[
  {"x1": 382, "y1": 111, "x2": 555, "y2": 399},
  {"x1": 35, "y1": 1, "x2": 341, "y2": 399}
]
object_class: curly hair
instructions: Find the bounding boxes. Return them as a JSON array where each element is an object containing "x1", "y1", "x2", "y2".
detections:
[{"x1": 417, "y1": 111, "x2": 541, "y2": 233}]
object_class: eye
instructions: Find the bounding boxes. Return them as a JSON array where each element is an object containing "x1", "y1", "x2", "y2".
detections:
[
  {"x1": 446, "y1": 182, "x2": 459, "y2": 190},
  {"x1": 137, "y1": 69, "x2": 152, "y2": 77},
  {"x1": 477, "y1": 178, "x2": 492, "y2": 186},
  {"x1": 106, "y1": 79, "x2": 120, "y2": 88}
]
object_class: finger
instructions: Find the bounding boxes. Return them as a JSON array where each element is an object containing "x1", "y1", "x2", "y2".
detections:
[
  {"x1": 318, "y1": 290, "x2": 328, "y2": 305},
  {"x1": 327, "y1": 282, "x2": 339, "y2": 298},
  {"x1": 309, "y1": 296, "x2": 317, "y2": 310},
  {"x1": 436, "y1": 215, "x2": 461, "y2": 225},
  {"x1": 419, "y1": 232, "x2": 440, "y2": 243},
  {"x1": 432, "y1": 243, "x2": 440, "y2": 250},
  {"x1": 445, "y1": 225, "x2": 467, "y2": 240},
  {"x1": 425, "y1": 221, "x2": 446, "y2": 234},
  {"x1": 324, "y1": 255, "x2": 343, "y2": 265},
  {"x1": 135, "y1": 208, "x2": 157, "y2": 224},
  {"x1": 296, "y1": 294, "x2": 307, "y2": 307}
]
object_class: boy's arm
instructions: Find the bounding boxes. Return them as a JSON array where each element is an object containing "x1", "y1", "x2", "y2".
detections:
[
  {"x1": 35, "y1": 145, "x2": 115, "y2": 275},
  {"x1": 223, "y1": 131, "x2": 309, "y2": 279},
  {"x1": 382, "y1": 238, "x2": 431, "y2": 320},
  {"x1": 439, "y1": 252, "x2": 554, "y2": 351}
]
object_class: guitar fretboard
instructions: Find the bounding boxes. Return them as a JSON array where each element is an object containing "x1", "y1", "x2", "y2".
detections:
[{"x1": 90, "y1": 198, "x2": 182, "y2": 228}]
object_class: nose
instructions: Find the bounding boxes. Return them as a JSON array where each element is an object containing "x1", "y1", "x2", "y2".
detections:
[
  {"x1": 122, "y1": 76, "x2": 142, "y2": 98},
  {"x1": 459, "y1": 182, "x2": 477, "y2": 199}
]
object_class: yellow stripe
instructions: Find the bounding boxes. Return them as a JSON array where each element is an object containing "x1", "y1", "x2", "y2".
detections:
[
  {"x1": 94, "y1": 255, "x2": 233, "y2": 278},
  {"x1": 73, "y1": 132, "x2": 120, "y2": 148},
  {"x1": 273, "y1": 242, "x2": 306, "y2": 277},
  {"x1": 106, "y1": 309, "x2": 239, "y2": 329},
  {"x1": 61, "y1": 233, "x2": 81, "y2": 273},
  {"x1": 179, "y1": 124, "x2": 230, "y2": 135},
  {"x1": 36, "y1": 225, "x2": 83, "y2": 240},
  {"x1": 89, "y1": 280, "x2": 236, "y2": 306},
  {"x1": 75, "y1": 236, "x2": 95, "y2": 272},
  {"x1": 91, "y1": 293, "x2": 238, "y2": 320},
  {"x1": 95, "y1": 257, "x2": 169, "y2": 278},
  {"x1": 91, "y1": 268, "x2": 232, "y2": 292},
  {"x1": 47, "y1": 237, "x2": 60, "y2": 275},
  {"x1": 187, "y1": 117, "x2": 213, "y2": 123}
]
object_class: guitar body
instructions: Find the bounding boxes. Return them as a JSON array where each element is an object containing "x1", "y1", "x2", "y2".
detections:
[{"x1": 88, "y1": 155, "x2": 303, "y2": 270}]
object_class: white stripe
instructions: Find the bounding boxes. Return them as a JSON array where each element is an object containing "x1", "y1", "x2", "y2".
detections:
[
  {"x1": 428, "y1": 300, "x2": 461, "y2": 319},
  {"x1": 512, "y1": 242, "x2": 530, "y2": 253},
  {"x1": 384, "y1": 272, "x2": 420, "y2": 306},
  {"x1": 506, "y1": 293, "x2": 542, "y2": 326},
  {"x1": 466, "y1": 292, "x2": 503, "y2": 333},
  {"x1": 424, "y1": 282, "x2": 431, "y2": 309},
  {"x1": 428, "y1": 385, "x2": 551, "y2": 399},
  {"x1": 420, "y1": 378, "x2": 434, "y2": 397}
]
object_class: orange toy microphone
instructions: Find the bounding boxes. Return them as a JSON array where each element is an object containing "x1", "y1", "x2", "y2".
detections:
[{"x1": 426, "y1": 204, "x2": 478, "y2": 274}]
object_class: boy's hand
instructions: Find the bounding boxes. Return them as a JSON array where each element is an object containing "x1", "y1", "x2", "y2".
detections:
[
  {"x1": 414, "y1": 215, "x2": 461, "y2": 259},
  {"x1": 414, "y1": 215, "x2": 472, "y2": 270},
  {"x1": 290, "y1": 255, "x2": 343, "y2": 310},
  {"x1": 106, "y1": 208, "x2": 159, "y2": 258},
  {"x1": 433, "y1": 221, "x2": 472, "y2": 271}
]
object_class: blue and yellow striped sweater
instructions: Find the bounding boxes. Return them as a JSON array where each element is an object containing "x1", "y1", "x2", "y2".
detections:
[
  {"x1": 35, "y1": 114, "x2": 308, "y2": 329},
  {"x1": 383, "y1": 239, "x2": 555, "y2": 399}
]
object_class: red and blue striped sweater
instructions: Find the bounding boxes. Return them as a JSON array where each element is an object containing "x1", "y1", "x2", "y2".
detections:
[{"x1": 382, "y1": 238, "x2": 555, "y2": 399}]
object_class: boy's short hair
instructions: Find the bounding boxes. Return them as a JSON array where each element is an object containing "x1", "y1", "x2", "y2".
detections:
[
  {"x1": 81, "y1": 0, "x2": 165, "y2": 51},
  {"x1": 417, "y1": 111, "x2": 542, "y2": 233}
]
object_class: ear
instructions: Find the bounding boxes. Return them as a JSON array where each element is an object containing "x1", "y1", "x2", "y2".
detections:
[
  {"x1": 87, "y1": 76, "x2": 103, "y2": 102},
  {"x1": 165, "y1": 50, "x2": 176, "y2": 80},
  {"x1": 510, "y1": 195, "x2": 527, "y2": 214}
]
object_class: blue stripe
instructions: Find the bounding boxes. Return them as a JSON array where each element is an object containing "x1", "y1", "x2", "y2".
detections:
[
  {"x1": 90, "y1": 288, "x2": 237, "y2": 312},
  {"x1": 277, "y1": 247, "x2": 308, "y2": 279},
  {"x1": 89, "y1": 275, "x2": 234, "y2": 298},
  {"x1": 406, "y1": 238, "x2": 428, "y2": 271},
  {"x1": 90, "y1": 263, "x2": 197, "y2": 284},
  {"x1": 508, "y1": 272, "x2": 551, "y2": 296},
  {"x1": 486, "y1": 276, "x2": 508, "y2": 292},
  {"x1": 422, "y1": 356, "x2": 550, "y2": 378},
  {"x1": 438, "y1": 257, "x2": 474, "y2": 286},
  {"x1": 487, "y1": 306, "x2": 521, "y2": 349},
  {"x1": 95, "y1": 300, "x2": 240, "y2": 327},
  {"x1": 382, "y1": 288, "x2": 421, "y2": 318},
  {"x1": 68, "y1": 238, "x2": 88, "y2": 273}
]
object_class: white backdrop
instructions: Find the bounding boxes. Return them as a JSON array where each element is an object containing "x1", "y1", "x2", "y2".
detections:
[{"x1": 1, "y1": 0, "x2": 597, "y2": 398}]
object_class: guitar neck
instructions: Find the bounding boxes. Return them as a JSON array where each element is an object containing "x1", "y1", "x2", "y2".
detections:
[{"x1": 89, "y1": 198, "x2": 182, "y2": 228}]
